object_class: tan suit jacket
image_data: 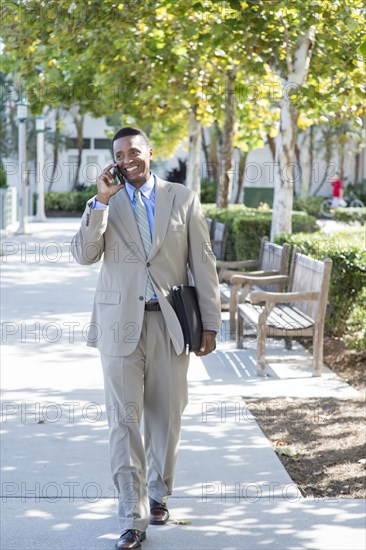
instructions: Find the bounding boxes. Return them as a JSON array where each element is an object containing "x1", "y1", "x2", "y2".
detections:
[{"x1": 71, "y1": 176, "x2": 221, "y2": 356}]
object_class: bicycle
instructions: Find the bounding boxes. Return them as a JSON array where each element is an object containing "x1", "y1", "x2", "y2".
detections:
[{"x1": 320, "y1": 194, "x2": 365, "y2": 218}]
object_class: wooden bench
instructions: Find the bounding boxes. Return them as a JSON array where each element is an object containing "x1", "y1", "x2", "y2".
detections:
[
  {"x1": 205, "y1": 217, "x2": 214, "y2": 238},
  {"x1": 217, "y1": 238, "x2": 291, "y2": 335},
  {"x1": 210, "y1": 220, "x2": 228, "y2": 261},
  {"x1": 236, "y1": 251, "x2": 333, "y2": 377},
  {"x1": 217, "y1": 236, "x2": 268, "y2": 283},
  {"x1": 205, "y1": 217, "x2": 228, "y2": 261}
]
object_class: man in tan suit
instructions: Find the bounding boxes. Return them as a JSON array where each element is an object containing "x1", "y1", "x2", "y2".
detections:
[{"x1": 72, "y1": 127, "x2": 221, "y2": 550}]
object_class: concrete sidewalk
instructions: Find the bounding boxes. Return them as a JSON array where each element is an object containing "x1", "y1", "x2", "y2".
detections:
[{"x1": 1, "y1": 219, "x2": 365, "y2": 550}]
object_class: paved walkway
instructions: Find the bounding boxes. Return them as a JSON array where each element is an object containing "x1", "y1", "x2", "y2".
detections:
[{"x1": 1, "y1": 219, "x2": 365, "y2": 550}]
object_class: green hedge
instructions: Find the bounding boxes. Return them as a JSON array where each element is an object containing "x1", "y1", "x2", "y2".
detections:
[
  {"x1": 201, "y1": 178, "x2": 217, "y2": 203},
  {"x1": 202, "y1": 204, "x2": 318, "y2": 260},
  {"x1": 276, "y1": 230, "x2": 366, "y2": 343},
  {"x1": 45, "y1": 185, "x2": 97, "y2": 212},
  {"x1": 292, "y1": 196, "x2": 324, "y2": 217},
  {"x1": 0, "y1": 161, "x2": 7, "y2": 188},
  {"x1": 333, "y1": 207, "x2": 366, "y2": 224}
]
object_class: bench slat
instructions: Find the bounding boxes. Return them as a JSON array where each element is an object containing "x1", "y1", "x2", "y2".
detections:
[
  {"x1": 239, "y1": 303, "x2": 314, "y2": 330},
  {"x1": 277, "y1": 304, "x2": 315, "y2": 328}
]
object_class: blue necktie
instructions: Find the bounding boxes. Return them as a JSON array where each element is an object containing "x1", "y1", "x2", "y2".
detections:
[{"x1": 134, "y1": 189, "x2": 155, "y2": 302}]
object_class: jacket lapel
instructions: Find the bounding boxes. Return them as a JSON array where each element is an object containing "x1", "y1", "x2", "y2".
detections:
[
  {"x1": 150, "y1": 177, "x2": 174, "y2": 260},
  {"x1": 111, "y1": 187, "x2": 146, "y2": 262},
  {"x1": 111, "y1": 178, "x2": 174, "y2": 262}
]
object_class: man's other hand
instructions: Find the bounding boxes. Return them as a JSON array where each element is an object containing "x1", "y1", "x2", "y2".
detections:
[{"x1": 195, "y1": 330, "x2": 217, "y2": 357}]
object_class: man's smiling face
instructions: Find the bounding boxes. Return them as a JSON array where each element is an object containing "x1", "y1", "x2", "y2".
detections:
[{"x1": 113, "y1": 135, "x2": 152, "y2": 187}]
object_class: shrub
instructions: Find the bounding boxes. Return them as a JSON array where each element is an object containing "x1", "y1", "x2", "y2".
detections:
[
  {"x1": 276, "y1": 229, "x2": 366, "y2": 343},
  {"x1": 45, "y1": 185, "x2": 98, "y2": 212},
  {"x1": 202, "y1": 204, "x2": 318, "y2": 260},
  {"x1": 344, "y1": 287, "x2": 366, "y2": 351},
  {"x1": 333, "y1": 207, "x2": 366, "y2": 224},
  {"x1": 0, "y1": 160, "x2": 7, "y2": 188},
  {"x1": 293, "y1": 196, "x2": 324, "y2": 217},
  {"x1": 200, "y1": 178, "x2": 217, "y2": 203}
]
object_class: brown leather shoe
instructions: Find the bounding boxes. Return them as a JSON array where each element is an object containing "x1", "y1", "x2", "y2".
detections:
[
  {"x1": 149, "y1": 498, "x2": 170, "y2": 525},
  {"x1": 115, "y1": 529, "x2": 146, "y2": 549}
]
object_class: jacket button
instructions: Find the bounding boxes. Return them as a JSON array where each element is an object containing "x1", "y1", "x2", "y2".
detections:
[
  {"x1": 146, "y1": 262, "x2": 150, "y2": 267},
  {"x1": 139, "y1": 296, "x2": 144, "y2": 301}
]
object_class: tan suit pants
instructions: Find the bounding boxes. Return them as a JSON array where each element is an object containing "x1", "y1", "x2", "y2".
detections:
[{"x1": 100, "y1": 310, "x2": 190, "y2": 532}]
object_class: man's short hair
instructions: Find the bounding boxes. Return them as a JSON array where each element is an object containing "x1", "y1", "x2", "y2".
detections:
[{"x1": 112, "y1": 127, "x2": 151, "y2": 148}]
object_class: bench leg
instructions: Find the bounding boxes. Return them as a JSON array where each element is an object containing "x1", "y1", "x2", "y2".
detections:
[
  {"x1": 229, "y1": 285, "x2": 241, "y2": 340},
  {"x1": 229, "y1": 303, "x2": 235, "y2": 338},
  {"x1": 236, "y1": 309, "x2": 244, "y2": 349},
  {"x1": 313, "y1": 324, "x2": 323, "y2": 377},
  {"x1": 256, "y1": 322, "x2": 266, "y2": 376},
  {"x1": 229, "y1": 284, "x2": 241, "y2": 338}
]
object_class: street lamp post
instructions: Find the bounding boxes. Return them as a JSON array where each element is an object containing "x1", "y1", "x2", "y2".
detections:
[
  {"x1": 15, "y1": 99, "x2": 28, "y2": 234},
  {"x1": 35, "y1": 114, "x2": 47, "y2": 221}
]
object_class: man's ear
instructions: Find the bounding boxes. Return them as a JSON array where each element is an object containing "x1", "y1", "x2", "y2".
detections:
[{"x1": 149, "y1": 148, "x2": 153, "y2": 158}]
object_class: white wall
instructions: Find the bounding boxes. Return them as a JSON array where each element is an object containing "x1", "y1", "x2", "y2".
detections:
[
  {"x1": 3, "y1": 111, "x2": 365, "y2": 197},
  {"x1": 53, "y1": 112, "x2": 113, "y2": 191}
]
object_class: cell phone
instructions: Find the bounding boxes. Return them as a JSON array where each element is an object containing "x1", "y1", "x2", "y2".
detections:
[{"x1": 111, "y1": 164, "x2": 125, "y2": 185}]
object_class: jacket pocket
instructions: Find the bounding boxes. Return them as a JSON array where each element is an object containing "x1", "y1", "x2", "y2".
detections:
[{"x1": 95, "y1": 291, "x2": 121, "y2": 304}]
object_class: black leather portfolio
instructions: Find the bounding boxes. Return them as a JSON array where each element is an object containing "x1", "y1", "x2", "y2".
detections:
[{"x1": 172, "y1": 285, "x2": 203, "y2": 354}]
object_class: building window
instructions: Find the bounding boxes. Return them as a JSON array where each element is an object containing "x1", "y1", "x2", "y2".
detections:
[
  {"x1": 95, "y1": 138, "x2": 111, "y2": 150},
  {"x1": 84, "y1": 155, "x2": 100, "y2": 184},
  {"x1": 66, "y1": 138, "x2": 91, "y2": 149}
]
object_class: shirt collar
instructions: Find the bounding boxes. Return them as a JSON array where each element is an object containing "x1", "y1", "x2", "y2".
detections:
[{"x1": 125, "y1": 172, "x2": 155, "y2": 202}]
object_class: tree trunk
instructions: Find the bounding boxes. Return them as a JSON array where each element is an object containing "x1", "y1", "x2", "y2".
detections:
[
  {"x1": 301, "y1": 124, "x2": 314, "y2": 196},
  {"x1": 267, "y1": 133, "x2": 276, "y2": 161},
  {"x1": 210, "y1": 121, "x2": 221, "y2": 184},
  {"x1": 186, "y1": 106, "x2": 202, "y2": 195},
  {"x1": 311, "y1": 126, "x2": 334, "y2": 196},
  {"x1": 354, "y1": 150, "x2": 360, "y2": 184},
  {"x1": 71, "y1": 113, "x2": 84, "y2": 190},
  {"x1": 201, "y1": 127, "x2": 210, "y2": 180},
  {"x1": 271, "y1": 101, "x2": 299, "y2": 239},
  {"x1": 48, "y1": 107, "x2": 61, "y2": 192},
  {"x1": 294, "y1": 137, "x2": 301, "y2": 196},
  {"x1": 233, "y1": 147, "x2": 248, "y2": 203},
  {"x1": 299, "y1": 128, "x2": 311, "y2": 197},
  {"x1": 216, "y1": 67, "x2": 237, "y2": 208},
  {"x1": 337, "y1": 130, "x2": 346, "y2": 182},
  {"x1": 270, "y1": 27, "x2": 315, "y2": 240},
  {"x1": 309, "y1": 124, "x2": 314, "y2": 191}
]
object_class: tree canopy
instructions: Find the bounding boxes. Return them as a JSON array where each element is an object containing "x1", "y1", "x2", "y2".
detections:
[{"x1": 1, "y1": 0, "x2": 365, "y2": 235}]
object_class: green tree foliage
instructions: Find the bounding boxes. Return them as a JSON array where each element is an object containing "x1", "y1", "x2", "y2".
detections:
[{"x1": 1, "y1": 0, "x2": 365, "y2": 218}]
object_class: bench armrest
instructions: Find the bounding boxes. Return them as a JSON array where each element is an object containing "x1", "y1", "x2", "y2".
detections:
[
  {"x1": 249, "y1": 290, "x2": 320, "y2": 304},
  {"x1": 231, "y1": 274, "x2": 289, "y2": 285}
]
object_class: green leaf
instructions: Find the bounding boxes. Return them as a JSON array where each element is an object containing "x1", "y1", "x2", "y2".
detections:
[{"x1": 174, "y1": 519, "x2": 192, "y2": 525}]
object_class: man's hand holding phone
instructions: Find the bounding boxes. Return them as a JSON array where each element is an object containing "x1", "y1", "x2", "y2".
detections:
[{"x1": 95, "y1": 163, "x2": 125, "y2": 205}]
